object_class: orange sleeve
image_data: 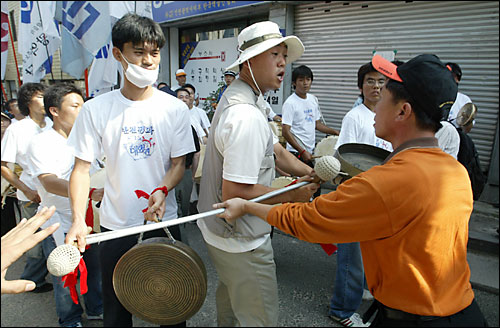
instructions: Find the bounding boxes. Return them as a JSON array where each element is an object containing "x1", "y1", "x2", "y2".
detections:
[{"x1": 266, "y1": 174, "x2": 393, "y2": 244}]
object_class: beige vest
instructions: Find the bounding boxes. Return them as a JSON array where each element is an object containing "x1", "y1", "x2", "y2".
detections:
[{"x1": 198, "y1": 79, "x2": 275, "y2": 239}]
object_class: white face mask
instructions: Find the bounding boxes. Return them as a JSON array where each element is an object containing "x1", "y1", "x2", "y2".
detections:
[
  {"x1": 247, "y1": 61, "x2": 268, "y2": 111},
  {"x1": 120, "y1": 52, "x2": 159, "y2": 88}
]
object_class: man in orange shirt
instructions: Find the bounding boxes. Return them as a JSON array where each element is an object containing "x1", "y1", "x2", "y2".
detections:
[{"x1": 214, "y1": 54, "x2": 488, "y2": 327}]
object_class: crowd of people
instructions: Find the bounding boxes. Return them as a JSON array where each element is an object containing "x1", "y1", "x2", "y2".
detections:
[{"x1": 0, "y1": 13, "x2": 489, "y2": 328}]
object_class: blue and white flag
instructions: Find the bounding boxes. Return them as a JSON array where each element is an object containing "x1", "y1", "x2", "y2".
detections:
[
  {"x1": 60, "y1": 1, "x2": 110, "y2": 79},
  {"x1": 87, "y1": 1, "x2": 153, "y2": 97},
  {"x1": 19, "y1": 1, "x2": 61, "y2": 83}
]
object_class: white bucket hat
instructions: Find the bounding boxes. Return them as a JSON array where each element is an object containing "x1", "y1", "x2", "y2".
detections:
[{"x1": 226, "y1": 21, "x2": 304, "y2": 72}]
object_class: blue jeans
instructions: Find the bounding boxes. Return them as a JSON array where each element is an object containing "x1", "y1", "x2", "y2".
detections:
[
  {"x1": 329, "y1": 242, "x2": 365, "y2": 319},
  {"x1": 19, "y1": 201, "x2": 49, "y2": 287},
  {"x1": 42, "y1": 235, "x2": 103, "y2": 327}
]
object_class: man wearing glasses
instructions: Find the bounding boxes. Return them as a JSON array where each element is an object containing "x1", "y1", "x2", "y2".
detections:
[{"x1": 328, "y1": 61, "x2": 393, "y2": 327}]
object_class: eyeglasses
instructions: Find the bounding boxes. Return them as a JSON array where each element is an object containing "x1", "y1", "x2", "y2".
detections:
[{"x1": 365, "y1": 78, "x2": 386, "y2": 87}]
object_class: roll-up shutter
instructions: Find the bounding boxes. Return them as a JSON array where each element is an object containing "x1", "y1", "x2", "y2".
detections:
[{"x1": 294, "y1": 1, "x2": 499, "y2": 170}]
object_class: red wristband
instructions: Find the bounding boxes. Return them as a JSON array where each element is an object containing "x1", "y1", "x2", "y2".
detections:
[
  {"x1": 89, "y1": 188, "x2": 96, "y2": 199},
  {"x1": 151, "y1": 186, "x2": 168, "y2": 196},
  {"x1": 298, "y1": 149, "x2": 306, "y2": 158}
]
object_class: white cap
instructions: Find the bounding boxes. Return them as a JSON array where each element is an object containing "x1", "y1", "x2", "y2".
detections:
[{"x1": 175, "y1": 69, "x2": 186, "y2": 77}]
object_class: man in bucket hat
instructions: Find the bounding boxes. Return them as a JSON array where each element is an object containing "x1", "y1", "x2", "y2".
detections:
[
  {"x1": 213, "y1": 53, "x2": 488, "y2": 327},
  {"x1": 198, "y1": 21, "x2": 319, "y2": 326}
]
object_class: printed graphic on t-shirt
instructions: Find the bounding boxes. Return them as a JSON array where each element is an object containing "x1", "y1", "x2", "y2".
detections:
[
  {"x1": 122, "y1": 124, "x2": 156, "y2": 160},
  {"x1": 304, "y1": 108, "x2": 314, "y2": 123},
  {"x1": 375, "y1": 138, "x2": 392, "y2": 151}
]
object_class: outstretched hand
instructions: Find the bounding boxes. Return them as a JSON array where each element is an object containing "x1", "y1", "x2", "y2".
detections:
[
  {"x1": 1, "y1": 206, "x2": 59, "y2": 294},
  {"x1": 213, "y1": 198, "x2": 248, "y2": 224}
]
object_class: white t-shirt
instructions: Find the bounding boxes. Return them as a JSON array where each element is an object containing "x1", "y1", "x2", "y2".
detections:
[
  {"x1": 335, "y1": 103, "x2": 393, "y2": 151},
  {"x1": 67, "y1": 89, "x2": 195, "y2": 231},
  {"x1": 435, "y1": 121, "x2": 460, "y2": 159},
  {"x1": 1, "y1": 116, "x2": 53, "y2": 201},
  {"x1": 194, "y1": 106, "x2": 211, "y2": 132},
  {"x1": 188, "y1": 106, "x2": 206, "y2": 141},
  {"x1": 26, "y1": 128, "x2": 99, "y2": 245},
  {"x1": 282, "y1": 93, "x2": 320, "y2": 153},
  {"x1": 197, "y1": 102, "x2": 278, "y2": 253},
  {"x1": 28, "y1": 129, "x2": 74, "y2": 230},
  {"x1": 267, "y1": 103, "x2": 278, "y2": 121},
  {"x1": 448, "y1": 92, "x2": 472, "y2": 127}
]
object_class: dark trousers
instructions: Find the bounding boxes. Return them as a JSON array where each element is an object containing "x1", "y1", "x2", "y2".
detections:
[
  {"x1": 1, "y1": 196, "x2": 19, "y2": 236},
  {"x1": 99, "y1": 224, "x2": 185, "y2": 327},
  {"x1": 367, "y1": 298, "x2": 488, "y2": 327}
]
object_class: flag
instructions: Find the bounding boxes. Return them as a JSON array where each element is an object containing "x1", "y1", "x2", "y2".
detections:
[
  {"x1": 60, "y1": 1, "x2": 110, "y2": 79},
  {"x1": 88, "y1": 43, "x2": 116, "y2": 97},
  {"x1": 87, "y1": 2, "x2": 153, "y2": 97},
  {"x1": 18, "y1": 1, "x2": 60, "y2": 83},
  {"x1": 1, "y1": 1, "x2": 9, "y2": 80}
]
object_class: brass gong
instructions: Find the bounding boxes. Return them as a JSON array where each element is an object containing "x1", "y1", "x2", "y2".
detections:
[
  {"x1": 113, "y1": 236, "x2": 207, "y2": 325},
  {"x1": 334, "y1": 143, "x2": 390, "y2": 178}
]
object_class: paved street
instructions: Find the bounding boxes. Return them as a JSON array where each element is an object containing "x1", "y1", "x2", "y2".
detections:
[{"x1": 2, "y1": 216, "x2": 499, "y2": 327}]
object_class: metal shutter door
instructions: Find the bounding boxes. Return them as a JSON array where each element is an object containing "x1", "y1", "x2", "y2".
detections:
[{"x1": 294, "y1": 1, "x2": 499, "y2": 170}]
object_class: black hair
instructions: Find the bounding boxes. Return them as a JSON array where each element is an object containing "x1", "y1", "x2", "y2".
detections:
[
  {"x1": 292, "y1": 65, "x2": 313, "y2": 84},
  {"x1": 18, "y1": 83, "x2": 45, "y2": 116},
  {"x1": 157, "y1": 82, "x2": 167, "y2": 88},
  {"x1": 183, "y1": 83, "x2": 196, "y2": 94},
  {"x1": 176, "y1": 88, "x2": 190, "y2": 97},
  {"x1": 112, "y1": 13, "x2": 166, "y2": 51},
  {"x1": 444, "y1": 62, "x2": 462, "y2": 81},
  {"x1": 44, "y1": 83, "x2": 83, "y2": 121},
  {"x1": 357, "y1": 62, "x2": 378, "y2": 90},
  {"x1": 5, "y1": 99, "x2": 17, "y2": 112},
  {"x1": 356, "y1": 62, "x2": 379, "y2": 101},
  {"x1": 385, "y1": 79, "x2": 441, "y2": 132}
]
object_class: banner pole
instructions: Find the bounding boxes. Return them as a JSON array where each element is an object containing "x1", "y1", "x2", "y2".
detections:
[{"x1": 7, "y1": 10, "x2": 22, "y2": 86}]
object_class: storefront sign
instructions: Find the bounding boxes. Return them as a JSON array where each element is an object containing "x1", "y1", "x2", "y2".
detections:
[
  {"x1": 152, "y1": 1, "x2": 262, "y2": 23},
  {"x1": 182, "y1": 37, "x2": 238, "y2": 102}
]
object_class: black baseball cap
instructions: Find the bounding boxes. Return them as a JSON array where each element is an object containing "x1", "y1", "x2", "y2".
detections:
[{"x1": 372, "y1": 54, "x2": 457, "y2": 123}]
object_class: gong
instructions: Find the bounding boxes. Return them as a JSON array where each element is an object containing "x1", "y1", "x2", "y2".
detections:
[
  {"x1": 113, "y1": 236, "x2": 207, "y2": 325},
  {"x1": 334, "y1": 143, "x2": 390, "y2": 178}
]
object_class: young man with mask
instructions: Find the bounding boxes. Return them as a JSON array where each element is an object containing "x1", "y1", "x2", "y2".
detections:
[
  {"x1": 214, "y1": 54, "x2": 488, "y2": 327},
  {"x1": 65, "y1": 13, "x2": 194, "y2": 327},
  {"x1": 197, "y1": 21, "x2": 319, "y2": 326},
  {"x1": 27, "y1": 83, "x2": 103, "y2": 327},
  {"x1": 1, "y1": 82, "x2": 54, "y2": 294}
]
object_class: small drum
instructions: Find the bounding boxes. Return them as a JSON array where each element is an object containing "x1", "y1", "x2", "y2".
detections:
[
  {"x1": 334, "y1": 143, "x2": 390, "y2": 180},
  {"x1": 271, "y1": 176, "x2": 295, "y2": 189},
  {"x1": 113, "y1": 229, "x2": 207, "y2": 325},
  {"x1": 269, "y1": 121, "x2": 286, "y2": 148},
  {"x1": 193, "y1": 143, "x2": 206, "y2": 184},
  {"x1": 314, "y1": 135, "x2": 339, "y2": 158}
]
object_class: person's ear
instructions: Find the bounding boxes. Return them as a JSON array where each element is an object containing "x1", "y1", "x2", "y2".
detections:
[
  {"x1": 112, "y1": 47, "x2": 123, "y2": 62},
  {"x1": 396, "y1": 102, "x2": 413, "y2": 121},
  {"x1": 49, "y1": 106, "x2": 59, "y2": 118}
]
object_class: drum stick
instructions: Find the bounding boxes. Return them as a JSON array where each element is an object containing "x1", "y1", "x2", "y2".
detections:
[
  {"x1": 47, "y1": 156, "x2": 340, "y2": 276},
  {"x1": 85, "y1": 180, "x2": 311, "y2": 245}
]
